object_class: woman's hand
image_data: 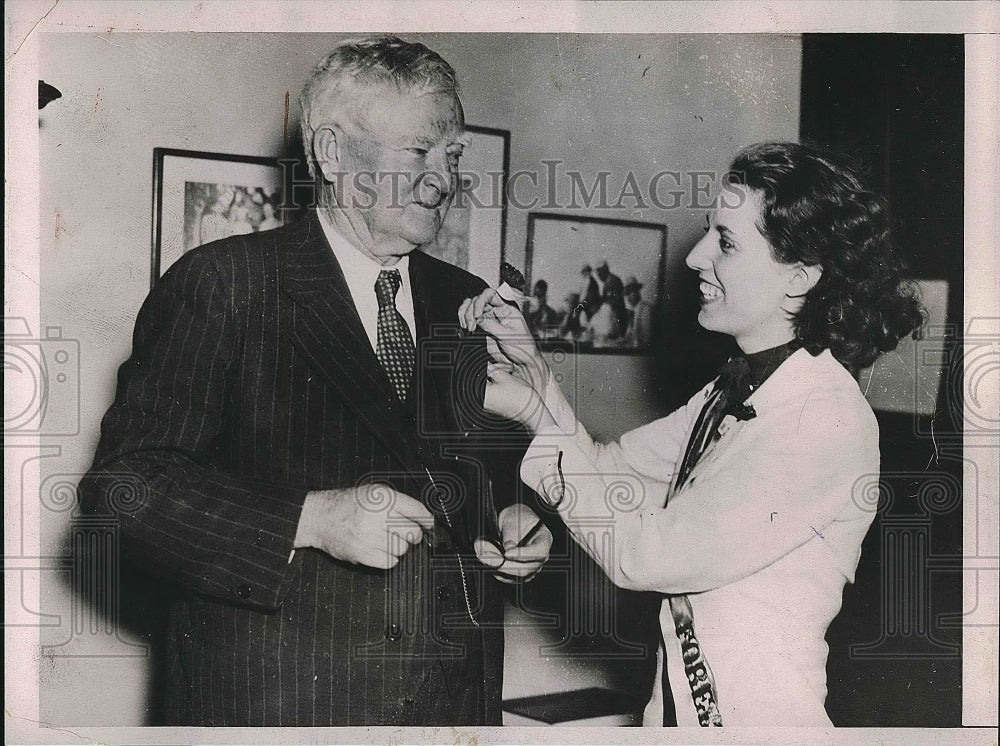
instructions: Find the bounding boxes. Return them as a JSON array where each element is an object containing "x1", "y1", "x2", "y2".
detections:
[
  {"x1": 484, "y1": 363, "x2": 555, "y2": 432},
  {"x1": 458, "y1": 288, "x2": 549, "y2": 395}
]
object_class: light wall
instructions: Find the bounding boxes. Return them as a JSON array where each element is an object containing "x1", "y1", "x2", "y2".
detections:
[{"x1": 38, "y1": 32, "x2": 800, "y2": 724}]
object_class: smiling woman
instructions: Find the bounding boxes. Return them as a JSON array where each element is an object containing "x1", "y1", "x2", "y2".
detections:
[
  {"x1": 687, "y1": 183, "x2": 822, "y2": 355},
  {"x1": 462, "y1": 140, "x2": 925, "y2": 727}
]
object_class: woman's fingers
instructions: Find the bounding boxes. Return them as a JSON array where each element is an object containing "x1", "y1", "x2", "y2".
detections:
[
  {"x1": 486, "y1": 361, "x2": 516, "y2": 381},
  {"x1": 458, "y1": 297, "x2": 473, "y2": 331}
]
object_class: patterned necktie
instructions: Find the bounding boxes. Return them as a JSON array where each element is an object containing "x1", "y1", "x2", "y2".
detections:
[{"x1": 374, "y1": 269, "x2": 415, "y2": 401}]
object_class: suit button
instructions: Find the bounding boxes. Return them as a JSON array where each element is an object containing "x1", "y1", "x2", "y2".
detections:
[
  {"x1": 436, "y1": 586, "x2": 452, "y2": 601},
  {"x1": 386, "y1": 623, "x2": 402, "y2": 641},
  {"x1": 235, "y1": 585, "x2": 253, "y2": 599}
]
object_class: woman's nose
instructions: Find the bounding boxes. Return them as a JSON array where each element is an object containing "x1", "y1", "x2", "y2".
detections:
[{"x1": 686, "y1": 231, "x2": 713, "y2": 271}]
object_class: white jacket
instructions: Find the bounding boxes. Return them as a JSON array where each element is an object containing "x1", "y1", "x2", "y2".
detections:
[{"x1": 520, "y1": 348, "x2": 880, "y2": 726}]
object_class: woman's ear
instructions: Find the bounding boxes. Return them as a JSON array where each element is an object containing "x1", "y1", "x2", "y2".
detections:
[
  {"x1": 787, "y1": 264, "x2": 823, "y2": 298},
  {"x1": 312, "y1": 125, "x2": 342, "y2": 182}
]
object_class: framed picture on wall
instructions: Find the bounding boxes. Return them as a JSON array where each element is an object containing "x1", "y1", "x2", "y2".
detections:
[
  {"x1": 421, "y1": 125, "x2": 510, "y2": 285},
  {"x1": 151, "y1": 148, "x2": 286, "y2": 285},
  {"x1": 525, "y1": 212, "x2": 667, "y2": 354}
]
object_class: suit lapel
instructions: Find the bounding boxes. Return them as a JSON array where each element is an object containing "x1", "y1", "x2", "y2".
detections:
[
  {"x1": 408, "y1": 250, "x2": 487, "y2": 542},
  {"x1": 281, "y1": 213, "x2": 419, "y2": 471},
  {"x1": 408, "y1": 250, "x2": 478, "y2": 450}
]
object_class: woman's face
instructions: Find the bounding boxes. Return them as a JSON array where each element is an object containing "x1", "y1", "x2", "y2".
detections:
[{"x1": 685, "y1": 184, "x2": 801, "y2": 353}]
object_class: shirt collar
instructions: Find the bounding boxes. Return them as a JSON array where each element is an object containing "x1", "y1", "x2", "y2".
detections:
[
  {"x1": 743, "y1": 339, "x2": 801, "y2": 391},
  {"x1": 316, "y1": 208, "x2": 410, "y2": 292}
]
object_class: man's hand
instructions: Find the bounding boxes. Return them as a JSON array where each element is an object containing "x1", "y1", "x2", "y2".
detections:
[
  {"x1": 294, "y1": 484, "x2": 434, "y2": 569},
  {"x1": 474, "y1": 504, "x2": 553, "y2": 583}
]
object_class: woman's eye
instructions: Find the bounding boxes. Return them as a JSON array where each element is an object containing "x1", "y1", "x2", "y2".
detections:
[
  {"x1": 719, "y1": 237, "x2": 736, "y2": 252},
  {"x1": 406, "y1": 147, "x2": 428, "y2": 157}
]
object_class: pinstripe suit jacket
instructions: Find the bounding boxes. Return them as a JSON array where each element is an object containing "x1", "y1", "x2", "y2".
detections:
[{"x1": 79, "y1": 212, "x2": 526, "y2": 726}]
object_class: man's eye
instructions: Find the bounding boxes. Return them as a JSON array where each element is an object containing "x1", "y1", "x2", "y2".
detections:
[
  {"x1": 406, "y1": 148, "x2": 428, "y2": 157},
  {"x1": 720, "y1": 237, "x2": 736, "y2": 252}
]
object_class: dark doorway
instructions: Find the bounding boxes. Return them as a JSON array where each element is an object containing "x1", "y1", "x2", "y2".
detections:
[{"x1": 801, "y1": 34, "x2": 964, "y2": 727}]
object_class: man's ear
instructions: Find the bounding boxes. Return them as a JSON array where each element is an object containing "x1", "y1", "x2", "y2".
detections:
[
  {"x1": 312, "y1": 126, "x2": 343, "y2": 182},
  {"x1": 787, "y1": 263, "x2": 823, "y2": 298}
]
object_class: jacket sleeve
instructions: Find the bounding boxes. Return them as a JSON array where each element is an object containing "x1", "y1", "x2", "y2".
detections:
[
  {"x1": 77, "y1": 249, "x2": 306, "y2": 611},
  {"x1": 521, "y1": 382, "x2": 879, "y2": 594}
]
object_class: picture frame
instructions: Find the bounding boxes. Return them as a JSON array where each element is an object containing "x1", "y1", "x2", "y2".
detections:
[
  {"x1": 151, "y1": 148, "x2": 286, "y2": 285},
  {"x1": 525, "y1": 212, "x2": 667, "y2": 354},
  {"x1": 421, "y1": 125, "x2": 510, "y2": 284}
]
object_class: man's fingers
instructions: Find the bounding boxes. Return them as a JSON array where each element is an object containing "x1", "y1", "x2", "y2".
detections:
[
  {"x1": 391, "y1": 493, "x2": 436, "y2": 531},
  {"x1": 500, "y1": 547, "x2": 550, "y2": 565},
  {"x1": 490, "y1": 558, "x2": 543, "y2": 582},
  {"x1": 388, "y1": 522, "x2": 426, "y2": 548},
  {"x1": 517, "y1": 523, "x2": 554, "y2": 553},
  {"x1": 473, "y1": 537, "x2": 505, "y2": 570}
]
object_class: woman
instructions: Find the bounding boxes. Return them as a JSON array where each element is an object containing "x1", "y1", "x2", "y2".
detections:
[{"x1": 460, "y1": 142, "x2": 924, "y2": 726}]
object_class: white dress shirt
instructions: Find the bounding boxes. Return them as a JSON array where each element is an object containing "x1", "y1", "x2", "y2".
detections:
[{"x1": 317, "y1": 209, "x2": 417, "y2": 350}]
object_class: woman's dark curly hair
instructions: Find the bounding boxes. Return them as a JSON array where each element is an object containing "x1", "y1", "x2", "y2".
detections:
[{"x1": 725, "y1": 141, "x2": 925, "y2": 372}]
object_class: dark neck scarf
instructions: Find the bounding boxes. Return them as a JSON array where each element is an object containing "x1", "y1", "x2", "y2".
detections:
[
  {"x1": 671, "y1": 338, "x2": 801, "y2": 494},
  {"x1": 718, "y1": 338, "x2": 802, "y2": 421}
]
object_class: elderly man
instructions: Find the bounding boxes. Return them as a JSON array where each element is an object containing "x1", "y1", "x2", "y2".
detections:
[{"x1": 79, "y1": 36, "x2": 551, "y2": 727}]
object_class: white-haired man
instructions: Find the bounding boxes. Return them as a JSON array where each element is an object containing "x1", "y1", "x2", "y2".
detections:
[{"x1": 80, "y1": 36, "x2": 551, "y2": 727}]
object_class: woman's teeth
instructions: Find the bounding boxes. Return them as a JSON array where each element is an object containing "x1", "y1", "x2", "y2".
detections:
[{"x1": 700, "y1": 281, "x2": 722, "y2": 300}]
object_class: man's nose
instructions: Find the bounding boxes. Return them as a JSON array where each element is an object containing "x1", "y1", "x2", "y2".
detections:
[
  {"x1": 414, "y1": 172, "x2": 450, "y2": 207},
  {"x1": 685, "y1": 232, "x2": 713, "y2": 271},
  {"x1": 414, "y1": 153, "x2": 453, "y2": 208}
]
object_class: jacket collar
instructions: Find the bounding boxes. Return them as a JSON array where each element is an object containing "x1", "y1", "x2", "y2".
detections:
[
  {"x1": 281, "y1": 212, "x2": 422, "y2": 470},
  {"x1": 746, "y1": 347, "x2": 855, "y2": 413}
]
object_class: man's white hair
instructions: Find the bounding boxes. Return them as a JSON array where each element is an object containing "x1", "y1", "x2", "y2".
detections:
[{"x1": 299, "y1": 36, "x2": 462, "y2": 177}]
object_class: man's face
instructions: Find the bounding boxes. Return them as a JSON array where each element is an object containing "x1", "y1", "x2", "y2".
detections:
[
  {"x1": 596, "y1": 265, "x2": 610, "y2": 281},
  {"x1": 685, "y1": 184, "x2": 800, "y2": 353},
  {"x1": 326, "y1": 88, "x2": 466, "y2": 261}
]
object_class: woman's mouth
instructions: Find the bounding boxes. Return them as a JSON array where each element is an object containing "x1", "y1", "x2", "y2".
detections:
[{"x1": 699, "y1": 280, "x2": 723, "y2": 302}]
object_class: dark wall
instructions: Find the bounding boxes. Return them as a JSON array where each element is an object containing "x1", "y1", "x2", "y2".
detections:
[{"x1": 800, "y1": 34, "x2": 965, "y2": 727}]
